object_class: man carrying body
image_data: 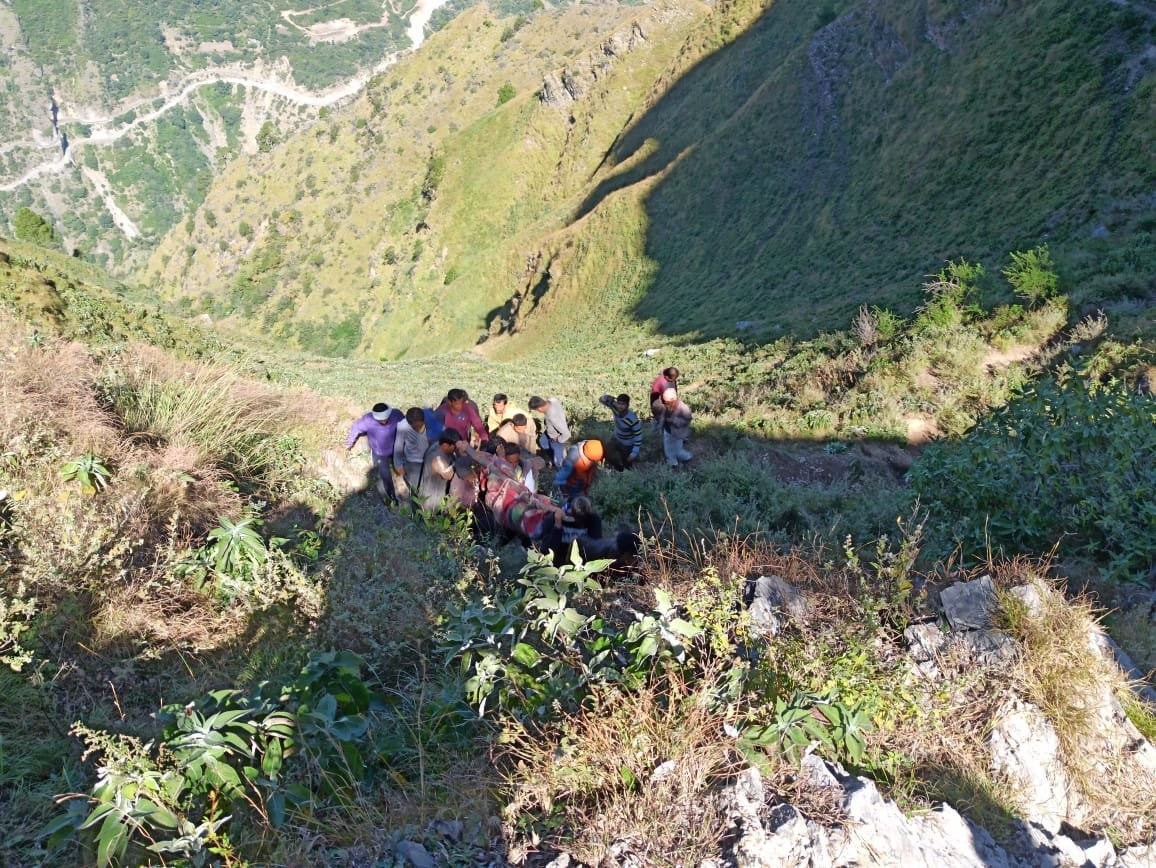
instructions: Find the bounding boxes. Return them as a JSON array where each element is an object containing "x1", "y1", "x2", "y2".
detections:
[
  {"x1": 554, "y1": 439, "x2": 603, "y2": 504},
  {"x1": 528, "y1": 395, "x2": 570, "y2": 466},
  {"x1": 651, "y1": 388, "x2": 693, "y2": 468},
  {"x1": 436, "y1": 388, "x2": 488, "y2": 445},
  {"x1": 486, "y1": 393, "x2": 528, "y2": 435},
  {"x1": 416, "y1": 431, "x2": 462, "y2": 512},
  {"x1": 392, "y1": 407, "x2": 429, "y2": 502},
  {"x1": 494, "y1": 413, "x2": 541, "y2": 491},
  {"x1": 649, "y1": 367, "x2": 680, "y2": 418}
]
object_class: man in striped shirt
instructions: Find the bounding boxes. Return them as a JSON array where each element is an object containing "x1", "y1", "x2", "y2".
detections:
[{"x1": 599, "y1": 393, "x2": 643, "y2": 470}]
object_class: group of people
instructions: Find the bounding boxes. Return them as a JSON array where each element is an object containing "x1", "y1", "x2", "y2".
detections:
[{"x1": 344, "y1": 368, "x2": 694, "y2": 561}]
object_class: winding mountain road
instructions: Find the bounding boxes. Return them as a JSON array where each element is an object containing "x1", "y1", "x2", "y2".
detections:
[{"x1": 0, "y1": 0, "x2": 450, "y2": 194}]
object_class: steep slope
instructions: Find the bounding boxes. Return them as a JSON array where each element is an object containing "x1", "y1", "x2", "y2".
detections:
[
  {"x1": 147, "y1": 0, "x2": 1155, "y2": 360},
  {"x1": 145, "y1": 0, "x2": 712, "y2": 358},
  {"x1": 0, "y1": 0, "x2": 430, "y2": 271}
]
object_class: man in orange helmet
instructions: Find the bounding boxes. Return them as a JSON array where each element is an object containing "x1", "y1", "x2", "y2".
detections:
[{"x1": 553, "y1": 438, "x2": 604, "y2": 504}]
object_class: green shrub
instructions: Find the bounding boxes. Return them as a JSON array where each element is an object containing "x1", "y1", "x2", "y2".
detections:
[
  {"x1": 914, "y1": 259, "x2": 985, "y2": 333},
  {"x1": 48, "y1": 652, "x2": 382, "y2": 866},
  {"x1": 911, "y1": 374, "x2": 1156, "y2": 582},
  {"x1": 1003, "y1": 245, "x2": 1059, "y2": 307},
  {"x1": 59, "y1": 452, "x2": 111, "y2": 495},
  {"x1": 12, "y1": 208, "x2": 59, "y2": 248},
  {"x1": 496, "y1": 82, "x2": 516, "y2": 106}
]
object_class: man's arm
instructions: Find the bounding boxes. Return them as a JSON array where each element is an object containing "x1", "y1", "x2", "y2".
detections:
[
  {"x1": 345, "y1": 417, "x2": 367, "y2": 450},
  {"x1": 432, "y1": 453, "x2": 455, "y2": 481},
  {"x1": 392, "y1": 428, "x2": 407, "y2": 472},
  {"x1": 625, "y1": 412, "x2": 642, "y2": 460},
  {"x1": 554, "y1": 456, "x2": 576, "y2": 488},
  {"x1": 550, "y1": 405, "x2": 571, "y2": 442},
  {"x1": 468, "y1": 405, "x2": 488, "y2": 441}
]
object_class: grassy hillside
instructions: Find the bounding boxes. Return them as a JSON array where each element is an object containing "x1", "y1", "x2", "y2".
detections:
[
  {"x1": 0, "y1": 236, "x2": 221, "y2": 351},
  {"x1": 4, "y1": 211, "x2": 1156, "y2": 865},
  {"x1": 145, "y1": 0, "x2": 711, "y2": 358},
  {"x1": 146, "y1": 0, "x2": 1155, "y2": 361}
]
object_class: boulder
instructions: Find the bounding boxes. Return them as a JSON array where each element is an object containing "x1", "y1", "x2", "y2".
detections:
[
  {"x1": 746, "y1": 575, "x2": 808, "y2": 638},
  {"x1": 989, "y1": 700, "x2": 1075, "y2": 832},
  {"x1": 941, "y1": 575, "x2": 999, "y2": 630},
  {"x1": 719, "y1": 760, "x2": 1126, "y2": 868}
]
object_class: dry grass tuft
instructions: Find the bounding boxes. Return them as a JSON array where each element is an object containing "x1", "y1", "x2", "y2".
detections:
[
  {"x1": 994, "y1": 577, "x2": 1156, "y2": 841},
  {"x1": 91, "y1": 581, "x2": 248, "y2": 654},
  {"x1": 500, "y1": 670, "x2": 744, "y2": 865},
  {"x1": 0, "y1": 338, "x2": 116, "y2": 452}
]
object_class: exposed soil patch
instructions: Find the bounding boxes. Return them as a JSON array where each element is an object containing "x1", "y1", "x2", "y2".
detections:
[
  {"x1": 983, "y1": 343, "x2": 1036, "y2": 371},
  {"x1": 756, "y1": 440, "x2": 913, "y2": 487},
  {"x1": 904, "y1": 414, "x2": 940, "y2": 445}
]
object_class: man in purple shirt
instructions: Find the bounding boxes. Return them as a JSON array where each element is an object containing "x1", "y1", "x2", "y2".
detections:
[
  {"x1": 346, "y1": 402, "x2": 404, "y2": 503},
  {"x1": 435, "y1": 388, "x2": 488, "y2": 445}
]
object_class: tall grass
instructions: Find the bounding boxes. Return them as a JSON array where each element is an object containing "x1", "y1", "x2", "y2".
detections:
[{"x1": 100, "y1": 351, "x2": 289, "y2": 482}]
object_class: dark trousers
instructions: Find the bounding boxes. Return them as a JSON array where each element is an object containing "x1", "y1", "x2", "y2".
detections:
[
  {"x1": 371, "y1": 453, "x2": 397, "y2": 503},
  {"x1": 605, "y1": 438, "x2": 635, "y2": 471}
]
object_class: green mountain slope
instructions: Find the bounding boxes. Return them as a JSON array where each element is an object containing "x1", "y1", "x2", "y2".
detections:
[
  {"x1": 146, "y1": 0, "x2": 1155, "y2": 359},
  {"x1": 145, "y1": 0, "x2": 713, "y2": 358},
  {"x1": 605, "y1": 0, "x2": 1156, "y2": 338},
  {"x1": 0, "y1": 0, "x2": 419, "y2": 271}
]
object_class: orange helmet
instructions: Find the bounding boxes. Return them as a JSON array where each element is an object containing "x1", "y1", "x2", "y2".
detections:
[{"x1": 581, "y1": 439, "x2": 604, "y2": 463}]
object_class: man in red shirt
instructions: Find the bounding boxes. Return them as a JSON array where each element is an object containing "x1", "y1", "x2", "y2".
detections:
[{"x1": 436, "y1": 388, "x2": 487, "y2": 445}]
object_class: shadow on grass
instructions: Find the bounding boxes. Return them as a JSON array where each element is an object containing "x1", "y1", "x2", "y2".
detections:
[{"x1": 570, "y1": 0, "x2": 1156, "y2": 342}]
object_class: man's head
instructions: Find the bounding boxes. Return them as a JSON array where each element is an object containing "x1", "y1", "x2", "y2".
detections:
[
  {"x1": 512, "y1": 413, "x2": 529, "y2": 429},
  {"x1": 438, "y1": 431, "x2": 461, "y2": 452},
  {"x1": 492, "y1": 393, "x2": 508, "y2": 411},
  {"x1": 446, "y1": 388, "x2": 467, "y2": 412},
  {"x1": 661, "y1": 387, "x2": 678, "y2": 404},
  {"x1": 405, "y1": 407, "x2": 425, "y2": 430},
  {"x1": 499, "y1": 442, "x2": 522, "y2": 464},
  {"x1": 571, "y1": 495, "x2": 595, "y2": 517},
  {"x1": 528, "y1": 395, "x2": 546, "y2": 412},
  {"x1": 662, "y1": 367, "x2": 680, "y2": 382},
  {"x1": 580, "y1": 439, "x2": 604, "y2": 464},
  {"x1": 372, "y1": 402, "x2": 392, "y2": 423},
  {"x1": 615, "y1": 394, "x2": 631, "y2": 412}
]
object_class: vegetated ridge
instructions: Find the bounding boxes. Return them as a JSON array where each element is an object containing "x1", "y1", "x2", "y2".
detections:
[
  {"x1": 145, "y1": 0, "x2": 1156, "y2": 360},
  {"x1": 0, "y1": 0, "x2": 457, "y2": 270},
  {"x1": 1, "y1": 236, "x2": 1155, "y2": 866}
]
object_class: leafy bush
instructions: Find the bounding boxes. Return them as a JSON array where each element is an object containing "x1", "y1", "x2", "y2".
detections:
[
  {"x1": 59, "y1": 452, "x2": 111, "y2": 495},
  {"x1": 496, "y1": 82, "x2": 516, "y2": 106},
  {"x1": 1003, "y1": 245, "x2": 1059, "y2": 307},
  {"x1": 911, "y1": 374, "x2": 1156, "y2": 582},
  {"x1": 12, "y1": 208, "x2": 58, "y2": 247},
  {"x1": 48, "y1": 652, "x2": 383, "y2": 866},
  {"x1": 0, "y1": 581, "x2": 37, "y2": 672},
  {"x1": 441, "y1": 551, "x2": 701, "y2": 719},
  {"x1": 914, "y1": 259, "x2": 985, "y2": 333}
]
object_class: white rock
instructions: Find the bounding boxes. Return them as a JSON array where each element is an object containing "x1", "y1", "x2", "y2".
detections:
[{"x1": 989, "y1": 700, "x2": 1073, "y2": 832}]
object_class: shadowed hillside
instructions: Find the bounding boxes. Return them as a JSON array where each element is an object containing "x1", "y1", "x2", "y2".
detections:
[
  {"x1": 584, "y1": 0, "x2": 1156, "y2": 340},
  {"x1": 144, "y1": 0, "x2": 1155, "y2": 360}
]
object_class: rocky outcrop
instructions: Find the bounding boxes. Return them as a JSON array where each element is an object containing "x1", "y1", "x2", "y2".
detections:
[
  {"x1": 716, "y1": 758, "x2": 1132, "y2": 868},
  {"x1": 540, "y1": 23, "x2": 647, "y2": 108},
  {"x1": 745, "y1": 574, "x2": 809, "y2": 638}
]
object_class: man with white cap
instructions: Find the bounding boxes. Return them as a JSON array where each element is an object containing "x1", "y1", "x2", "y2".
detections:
[
  {"x1": 346, "y1": 401, "x2": 404, "y2": 502},
  {"x1": 651, "y1": 388, "x2": 693, "y2": 468}
]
